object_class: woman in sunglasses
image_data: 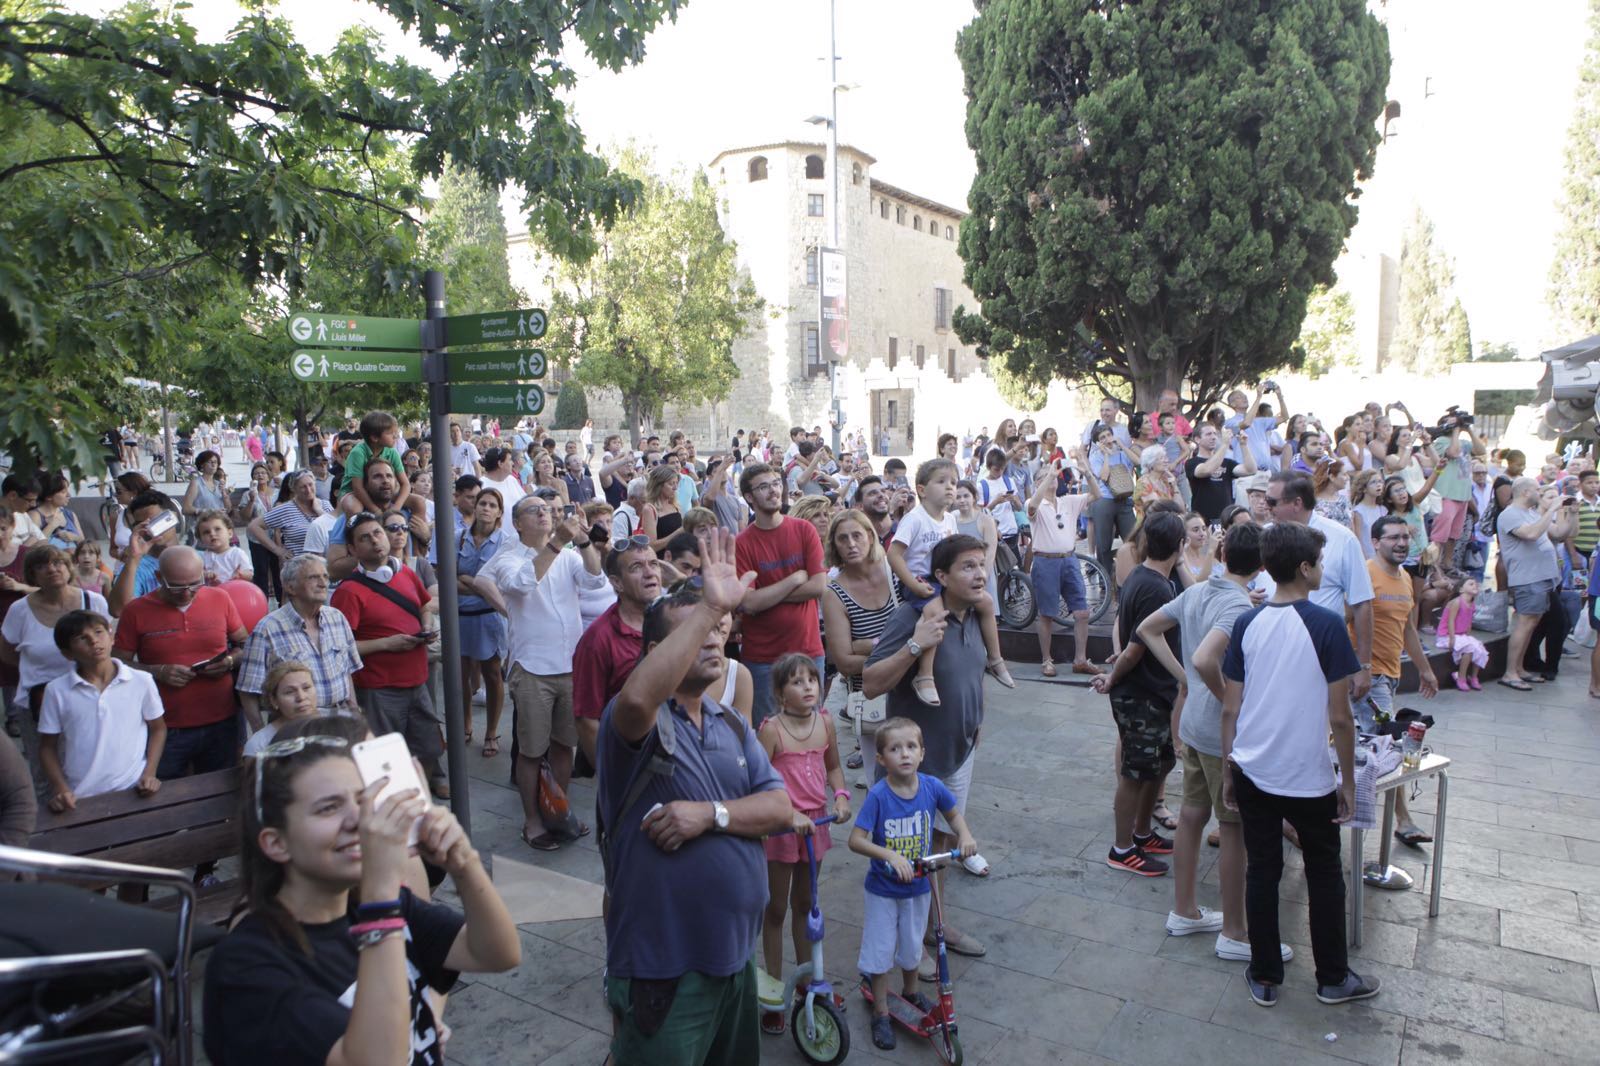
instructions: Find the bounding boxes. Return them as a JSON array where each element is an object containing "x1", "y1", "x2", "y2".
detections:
[{"x1": 205, "y1": 717, "x2": 519, "y2": 1066}]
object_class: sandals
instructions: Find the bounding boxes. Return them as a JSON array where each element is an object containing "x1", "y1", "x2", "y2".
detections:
[
  {"x1": 761, "y1": 1009, "x2": 786, "y2": 1036},
  {"x1": 986, "y1": 658, "x2": 1017, "y2": 688},
  {"x1": 1041, "y1": 660, "x2": 1057, "y2": 677},
  {"x1": 1151, "y1": 805, "x2": 1178, "y2": 831},
  {"x1": 521, "y1": 830, "x2": 560, "y2": 852},
  {"x1": 1497, "y1": 677, "x2": 1532, "y2": 692},
  {"x1": 481, "y1": 734, "x2": 501, "y2": 758},
  {"x1": 1394, "y1": 824, "x2": 1433, "y2": 847},
  {"x1": 913, "y1": 676, "x2": 942, "y2": 705}
]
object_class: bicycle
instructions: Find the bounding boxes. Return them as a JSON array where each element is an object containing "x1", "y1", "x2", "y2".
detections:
[
  {"x1": 149, "y1": 450, "x2": 196, "y2": 484},
  {"x1": 994, "y1": 534, "x2": 1113, "y2": 630}
]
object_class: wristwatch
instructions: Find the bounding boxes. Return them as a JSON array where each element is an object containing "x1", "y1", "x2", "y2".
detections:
[
  {"x1": 710, "y1": 800, "x2": 730, "y2": 832},
  {"x1": 905, "y1": 639, "x2": 923, "y2": 658}
]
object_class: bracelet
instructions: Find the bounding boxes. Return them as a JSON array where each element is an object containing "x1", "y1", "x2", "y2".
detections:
[
  {"x1": 355, "y1": 898, "x2": 404, "y2": 919},
  {"x1": 834, "y1": 789, "x2": 851, "y2": 800},
  {"x1": 349, "y1": 917, "x2": 407, "y2": 938},
  {"x1": 354, "y1": 926, "x2": 406, "y2": 951}
]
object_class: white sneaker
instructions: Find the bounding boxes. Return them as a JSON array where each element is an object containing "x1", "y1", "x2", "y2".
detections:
[
  {"x1": 1215, "y1": 934, "x2": 1293, "y2": 962},
  {"x1": 1165, "y1": 908, "x2": 1224, "y2": 936}
]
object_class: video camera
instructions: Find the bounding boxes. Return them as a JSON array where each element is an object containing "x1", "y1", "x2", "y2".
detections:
[{"x1": 1435, "y1": 405, "x2": 1473, "y2": 434}]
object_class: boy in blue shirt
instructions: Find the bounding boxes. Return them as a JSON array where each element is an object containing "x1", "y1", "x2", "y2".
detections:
[{"x1": 849, "y1": 717, "x2": 976, "y2": 1050}]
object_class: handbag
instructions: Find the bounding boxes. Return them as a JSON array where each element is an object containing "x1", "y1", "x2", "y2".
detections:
[
  {"x1": 1472, "y1": 588, "x2": 1509, "y2": 634},
  {"x1": 1106, "y1": 461, "x2": 1136, "y2": 500}
]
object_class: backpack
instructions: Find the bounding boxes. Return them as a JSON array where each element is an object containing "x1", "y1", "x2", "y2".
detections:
[{"x1": 596, "y1": 699, "x2": 752, "y2": 889}]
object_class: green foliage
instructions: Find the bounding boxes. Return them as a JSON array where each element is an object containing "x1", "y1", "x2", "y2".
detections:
[
  {"x1": 551, "y1": 381, "x2": 589, "y2": 430},
  {"x1": 1390, "y1": 207, "x2": 1464, "y2": 374},
  {"x1": 1441, "y1": 299, "x2": 1472, "y2": 366},
  {"x1": 0, "y1": 0, "x2": 681, "y2": 474},
  {"x1": 954, "y1": 0, "x2": 1389, "y2": 411},
  {"x1": 987, "y1": 358, "x2": 1049, "y2": 412},
  {"x1": 546, "y1": 147, "x2": 764, "y2": 447},
  {"x1": 1476, "y1": 340, "x2": 1521, "y2": 362},
  {"x1": 1296, "y1": 285, "x2": 1359, "y2": 377},
  {"x1": 1550, "y1": 0, "x2": 1600, "y2": 339},
  {"x1": 424, "y1": 165, "x2": 526, "y2": 316}
]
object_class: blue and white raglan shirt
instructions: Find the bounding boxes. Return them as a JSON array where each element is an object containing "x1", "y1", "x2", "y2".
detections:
[{"x1": 1222, "y1": 600, "x2": 1362, "y2": 798}]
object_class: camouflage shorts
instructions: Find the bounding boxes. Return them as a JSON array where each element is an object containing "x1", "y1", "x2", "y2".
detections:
[{"x1": 1109, "y1": 693, "x2": 1176, "y2": 782}]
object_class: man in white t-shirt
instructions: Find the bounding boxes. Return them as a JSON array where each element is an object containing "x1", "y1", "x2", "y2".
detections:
[
  {"x1": 447, "y1": 422, "x2": 482, "y2": 478},
  {"x1": 1027, "y1": 449, "x2": 1100, "y2": 676}
]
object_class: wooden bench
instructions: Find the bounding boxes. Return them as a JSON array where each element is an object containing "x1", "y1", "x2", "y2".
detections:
[{"x1": 28, "y1": 769, "x2": 242, "y2": 925}]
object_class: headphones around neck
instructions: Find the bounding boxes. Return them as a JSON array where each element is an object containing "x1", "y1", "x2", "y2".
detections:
[{"x1": 361, "y1": 560, "x2": 396, "y2": 583}]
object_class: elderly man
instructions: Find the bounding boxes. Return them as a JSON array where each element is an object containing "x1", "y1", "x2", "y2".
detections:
[
  {"x1": 1496, "y1": 478, "x2": 1574, "y2": 690},
  {"x1": 477, "y1": 495, "x2": 605, "y2": 850},
  {"x1": 330, "y1": 511, "x2": 443, "y2": 792},
  {"x1": 1224, "y1": 383, "x2": 1287, "y2": 473},
  {"x1": 237, "y1": 554, "x2": 361, "y2": 730},
  {"x1": 562, "y1": 453, "x2": 596, "y2": 506},
  {"x1": 1157, "y1": 388, "x2": 1193, "y2": 438},
  {"x1": 599, "y1": 530, "x2": 792, "y2": 1065},
  {"x1": 610, "y1": 477, "x2": 648, "y2": 540},
  {"x1": 108, "y1": 491, "x2": 184, "y2": 615},
  {"x1": 1081, "y1": 397, "x2": 1132, "y2": 450},
  {"x1": 113, "y1": 546, "x2": 248, "y2": 779},
  {"x1": 571, "y1": 536, "x2": 661, "y2": 771}
]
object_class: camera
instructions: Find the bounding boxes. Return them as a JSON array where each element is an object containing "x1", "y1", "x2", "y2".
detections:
[
  {"x1": 1260, "y1": 379, "x2": 1277, "y2": 392},
  {"x1": 1439, "y1": 405, "x2": 1474, "y2": 430}
]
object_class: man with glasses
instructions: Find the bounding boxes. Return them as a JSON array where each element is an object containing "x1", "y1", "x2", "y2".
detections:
[
  {"x1": 113, "y1": 546, "x2": 248, "y2": 782},
  {"x1": 237, "y1": 555, "x2": 362, "y2": 731},
  {"x1": 476, "y1": 495, "x2": 605, "y2": 850},
  {"x1": 1260, "y1": 472, "x2": 1374, "y2": 702},
  {"x1": 108, "y1": 490, "x2": 185, "y2": 615},
  {"x1": 735, "y1": 463, "x2": 826, "y2": 725},
  {"x1": 572, "y1": 534, "x2": 660, "y2": 771}
]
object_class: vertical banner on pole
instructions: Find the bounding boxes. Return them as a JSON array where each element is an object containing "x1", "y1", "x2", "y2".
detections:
[{"x1": 820, "y1": 247, "x2": 848, "y2": 363}]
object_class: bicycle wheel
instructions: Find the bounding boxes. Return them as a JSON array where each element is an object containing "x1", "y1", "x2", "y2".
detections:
[
  {"x1": 1074, "y1": 553, "x2": 1113, "y2": 626},
  {"x1": 997, "y1": 567, "x2": 1036, "y2": 629},
  {"x1": 790, "y1": 995, "x2": 849, "y2": 1065},
  {"x1": 148, "y1": 458, "x2": 167, "y2": 482}
]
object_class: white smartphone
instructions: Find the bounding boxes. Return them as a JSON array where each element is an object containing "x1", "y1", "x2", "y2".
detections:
[
  {"x1": 145, "y1": 510, "x2": 179, "y2": 539},
  {"x1": 351, "y1": 732, "x2": 428, "y2": 846}
]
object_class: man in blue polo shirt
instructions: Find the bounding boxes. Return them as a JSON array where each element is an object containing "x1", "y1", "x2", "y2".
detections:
[
  {"x1": 107, "y1": 491, "x2": 182, "y2": 616},
  {"x1": 598, "y1": 528, "x2": 792, "y2": 1065}
]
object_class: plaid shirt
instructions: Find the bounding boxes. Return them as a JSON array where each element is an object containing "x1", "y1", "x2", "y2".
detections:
[{"x1": 237, "y1": 603, "x2": 363, "y2": 711}]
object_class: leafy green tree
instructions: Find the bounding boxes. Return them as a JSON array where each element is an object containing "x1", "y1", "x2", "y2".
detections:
[
  {"x1": 1441, "y1": 299, "x2": 1472, "y2": 367},
  {"x1": 552, "y1": 381, "x2": 589, "y2": 430},
  {"x1": 953, "y1": 0, "x2": 1389, "y2": 412},
  {"x1": 1297, "y1": 285, "x2": 1359, "y2": 378},
  {"x1": 546, "y1": 150, "x2": 764, "y2": 447},
  {"x1": 987, "y1": 359, "x2": 1049, "y2": 413},
  {"x1": 424, "y1": 165, "x2": 526, "y2": 317},
  {"x1": 1389, "y1": 207, "x2": 1463, "y2": 374},
  {"x1": 1476, "y1": 340, "x2": 1520, "y2": 362},
  {"x1": 1550, "y1": 0, "x2": 1600, "y2": 340},
  {"x1": 0, "y1": 0, "x2": 679, "y2": 473}
]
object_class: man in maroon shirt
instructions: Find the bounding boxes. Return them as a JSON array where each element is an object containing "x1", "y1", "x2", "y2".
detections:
[
  {"x1": 735, "y1": 463, "x2": 826, "y2": 725},
  {"x1": 329, "y1": 512, "x2": 443, "y2": 790},
  {"x1": 571, "y1": 536, "x2": 660, "y2": 770}
]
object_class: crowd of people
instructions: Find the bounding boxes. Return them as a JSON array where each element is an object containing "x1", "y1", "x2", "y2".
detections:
[{"x1": 0, "y1": 383, "x2": 1595, "y2": 1062}]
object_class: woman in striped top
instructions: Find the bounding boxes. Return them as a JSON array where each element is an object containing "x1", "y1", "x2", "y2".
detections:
[
  {"x1": 820, "y1": 509, "x2": 899, "y2": 697},
  {"x1": 248, "y1": 469, "x2": 328, "y2": 562}
]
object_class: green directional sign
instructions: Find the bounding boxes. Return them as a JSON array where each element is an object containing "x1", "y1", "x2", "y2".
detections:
[
  {"x1": 290, "y1": 350, "x2": 423, "y2": 383},
  {"x1": 449, "y1": 383, "x2": 545, "y2": 416},
  {"x1": 287, "y1": 312, "x2": 421, "y2": 350},
  {"x1": 447, "y1": 349, "x2": 547, "y2": 382},
  {"x1": 444, "y1": 308, "x2": 547, "y2": 346}
]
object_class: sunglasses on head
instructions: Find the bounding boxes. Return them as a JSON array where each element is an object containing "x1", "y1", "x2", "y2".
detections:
[
  {"x1": 252, "y1": 735, "x2": 349, "y2": 825},
  {"x1": 611, "y1": 533, "x2": 651, "y2": 553}
]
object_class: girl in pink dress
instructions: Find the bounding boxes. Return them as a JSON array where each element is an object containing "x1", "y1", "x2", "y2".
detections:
[
  {"x1": 1436, "y1": 576, "x2": 1488, "y2": 690},
  {"x1": 758, "y1": 653, "x2": 850, "y2": 1035}
]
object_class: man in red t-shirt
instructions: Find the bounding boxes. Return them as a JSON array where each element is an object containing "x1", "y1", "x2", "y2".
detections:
[
  {"x1": 329, "y1": 512, "x2": 443, "y2": 787},
  {"x1": 113, "y1": 546, "x2": 248, "y2": 780},
  {"x1": 570, "y1": 537, "x2": 660, "y2": 769},
  {"x1": 734, "y1": 462, "x2": 826, "y2": 725}
]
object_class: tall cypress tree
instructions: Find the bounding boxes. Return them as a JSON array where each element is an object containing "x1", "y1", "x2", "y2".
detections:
[{"x1": 1550, "y1": 0, "x2": 1600, "y2": 339}]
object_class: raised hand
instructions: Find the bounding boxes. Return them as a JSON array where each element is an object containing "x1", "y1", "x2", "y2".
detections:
[{"x1": 698, "y1": 527, "x2": 755, "y2": 615}]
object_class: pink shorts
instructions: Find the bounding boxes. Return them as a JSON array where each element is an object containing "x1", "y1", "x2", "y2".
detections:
[
  {"x1": 1431, "y1": 497, "x2": 1469, "y2": 543},
  {"x1": 763, "y1": 807, "x2": 833, "y2": 865}
]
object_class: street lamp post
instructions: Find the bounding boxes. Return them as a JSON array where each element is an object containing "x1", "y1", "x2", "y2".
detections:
[{"x1": 807, "y1": 0, "x2": 844, "y2": 456}]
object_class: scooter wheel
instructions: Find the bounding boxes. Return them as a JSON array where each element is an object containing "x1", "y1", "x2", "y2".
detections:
[
  {"x1": 791, "y1": 995, "x2": 849, "y2": 1065},
  {"x1": 933, "y1": 1026, "x2": 963, "y2": 1065}
]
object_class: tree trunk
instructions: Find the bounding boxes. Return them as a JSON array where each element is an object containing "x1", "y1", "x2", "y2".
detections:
[
  {"x1": 624, "y1": 392, "x2": 643, "y2": 449},
  {"x1": 1130, "y1": 359, "x2": 1184, "y2": 415}
]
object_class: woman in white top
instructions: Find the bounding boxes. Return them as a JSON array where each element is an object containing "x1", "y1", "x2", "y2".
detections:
[
  {"x1": 477, "y1": 448, "x2": 526, "y2": 535},
  {"x1": 1176, "y1": 512, "x2": 1218, "y2": 589}
]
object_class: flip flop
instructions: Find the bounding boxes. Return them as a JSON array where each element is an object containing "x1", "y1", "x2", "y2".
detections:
[
  {"x1": 521, "y1": 831, "x2": 560, "y2": 852},
  {"x1": 1394, "y1": 825, "x2": 1433, "y2": 847},
  {"x1": 1497, "y1": 678, "x2": 1532, "y2": 692}
]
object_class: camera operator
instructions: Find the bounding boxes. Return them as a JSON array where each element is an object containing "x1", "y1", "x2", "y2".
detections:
[{"x1": 1429, "y1": 407, "x2": 1487, "y2": 568}]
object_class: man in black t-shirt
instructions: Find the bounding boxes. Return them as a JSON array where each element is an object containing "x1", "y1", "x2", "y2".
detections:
[
  {"x1": 1185, "y1": 424, "x2": 1257, "y2": 523},
  {"x1": 1092, "y1": 511, "x2": 1185, "y2": 876}
]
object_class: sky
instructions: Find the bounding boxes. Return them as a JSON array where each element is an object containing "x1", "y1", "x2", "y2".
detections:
[{"x1": 72, "y1": 0, "x2": 1592, "y2": 358}]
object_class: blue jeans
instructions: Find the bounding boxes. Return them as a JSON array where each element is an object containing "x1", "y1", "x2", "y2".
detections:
[
  {"x1": 156, "y1": 717, "x2": 239, "y2": 780},
  {"x1": 746, "y1": 656, "x2": 826, "y2": 728}
]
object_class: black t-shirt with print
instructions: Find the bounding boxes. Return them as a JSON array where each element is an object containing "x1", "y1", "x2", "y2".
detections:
[
  {"x1": 1185, "y1": 455, "x2": 1242, "y2": 523},
  {"x1": 203, "y1": 888, "x2": 463, "y2": 1066}
]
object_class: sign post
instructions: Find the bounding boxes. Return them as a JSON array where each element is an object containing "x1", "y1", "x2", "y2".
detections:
[{"x1": 289, "y1": 350, "x2": 423, "y2": 383}]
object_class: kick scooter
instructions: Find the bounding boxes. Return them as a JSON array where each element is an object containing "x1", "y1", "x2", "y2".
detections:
[
  {"x1": 757, "y1": 814, "x2": 850, "y2": 1064},
  {"x1": 858, "y1": 849, "x2": 963, "y2": 1064}
]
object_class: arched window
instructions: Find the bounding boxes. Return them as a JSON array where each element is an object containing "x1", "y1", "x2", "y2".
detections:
[
  {"x1": 945, "y1": 225, "x2": 954, "y2": 240},
  {"x1": 895, "y1": 205, "x2": 906, "y2": 224},
  {"x1": 913, "y1": 215, "x2": 922, "y2": 232},
  {"x1": 851, "y1": 162, "x2": 863, "y2": 186},
  {"x1": 748, "y1": 156, "x2": 768, "y2": 182},
  {"x1": 804, "y1": 154, "x2": 824, "y2": 179}
]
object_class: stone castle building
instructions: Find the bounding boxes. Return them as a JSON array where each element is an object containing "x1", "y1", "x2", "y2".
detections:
[{"x1": 508, "y1": 139, "x2": 1010, "y2": 451}]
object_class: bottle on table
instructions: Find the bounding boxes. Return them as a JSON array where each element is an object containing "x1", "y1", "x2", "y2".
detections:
[{"x1": 1402, "y1": 722, "x2": 1427, "y2": 770}]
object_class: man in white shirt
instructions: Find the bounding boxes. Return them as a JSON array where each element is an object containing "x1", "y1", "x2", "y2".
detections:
[
  {"x1": 447, "y1": 421, "x2": 482, "y2": 478},
  {"x1": 1224, "y1": 383, "x2": 1286, "y2": 471},
  {"x1": 1080, "y1": 397, "x2": 1132, "y2": 450},
  {"x1": 476, "y1": 495, "x2": 606, "y2": 850}
]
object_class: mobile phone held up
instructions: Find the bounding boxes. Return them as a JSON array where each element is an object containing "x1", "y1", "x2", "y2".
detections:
[
  {"x1": 145, "y1": 510, "x2": 179, "y2": 540},
  {"x1": 351, "y1": 732, "x2": 428, "y2": 846}
]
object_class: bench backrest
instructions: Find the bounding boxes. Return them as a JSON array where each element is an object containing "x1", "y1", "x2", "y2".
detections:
[{"x1": 28, "y1": 769, "x2": 242, "y2": 871}]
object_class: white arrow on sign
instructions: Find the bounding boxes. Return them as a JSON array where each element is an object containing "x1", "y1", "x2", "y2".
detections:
[
  {"x1": 290, "y1": 316, "x2": 313, "y2": 343},
  {"x1": 291, "y1": 352, "x2": 315, "y2": 379},
  {"x1": 525, "y1": 386, "x2": 541, "y2": 412},
  {"x1": 529, "y1": 352, "x2": 546, "y2": 376},
  {"x1": 528, "y1": 310, "x2": 547, "y2": 337}
]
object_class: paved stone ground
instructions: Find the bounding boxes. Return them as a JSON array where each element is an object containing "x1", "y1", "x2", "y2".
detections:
[{"x1": 388, "y1": 666, "x2": 1600, "y2": 1065}]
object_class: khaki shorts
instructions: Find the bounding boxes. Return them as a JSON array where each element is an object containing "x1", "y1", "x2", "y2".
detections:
[
  {"x1": 509, "y1": 665, "x2": 575, "y2": 757},
  {"x1": 1180, "y1": 746, "x2": 1240, "y2": 825}
]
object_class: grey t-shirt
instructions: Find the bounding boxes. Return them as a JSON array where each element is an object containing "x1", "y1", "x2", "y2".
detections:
[
  {"x1": 864, "y1": 601, "x2": 986, "y2": 778},
  {"x1": 1496, "y1": 506, "x2": 1559, "y2": 587},
  {"x1": 1158, "y1": 574, "x2": 1251, "y2": 756}
]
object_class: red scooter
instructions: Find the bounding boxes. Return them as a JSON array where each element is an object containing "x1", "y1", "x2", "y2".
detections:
[{"x1": 858, "y1": 850, "x2": 963, "y2": 1064}]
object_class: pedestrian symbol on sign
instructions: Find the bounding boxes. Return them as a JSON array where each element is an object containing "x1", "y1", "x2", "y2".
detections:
[
  {"x1": 319, "y1": 353, "x2": 331, "y2": 378},
  {"x1": 516, "y1": 314, "x2": 527, "y2": 337},
  {"x1": 517, "y1": 352, "x2": 527, "y2": 376},
  {"x1": 316, "y1": 318, "x2": 329, "y2": 341}
]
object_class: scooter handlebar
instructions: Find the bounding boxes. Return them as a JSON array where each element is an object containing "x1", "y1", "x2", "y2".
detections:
[
  {"x1": 915, "y1": 851, "x2": 960, "y2": 872},
  {"x1": 770, "y1": 813, "x2": 847, "y2": 836}
]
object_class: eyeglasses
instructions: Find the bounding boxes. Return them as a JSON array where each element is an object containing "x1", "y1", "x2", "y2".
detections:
[
  {"x1": 253, "y1": 735, "x2": 349, "y2": 825},
  {"x1": 159, "y1": 579, "x2": 204, "y2": 593},
  {"x1": 1263, "y1": 495, "x2": 1281, "y2": 507},
  {"x1": 611, "y1": 533, "x2": 651, "y2": 553},
  {"x1": 748, "y1": 479, "x2": 782, "y2": 494},
  {"x1": 383, "y1": 523, "x2": 408, "y2": 533}
]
